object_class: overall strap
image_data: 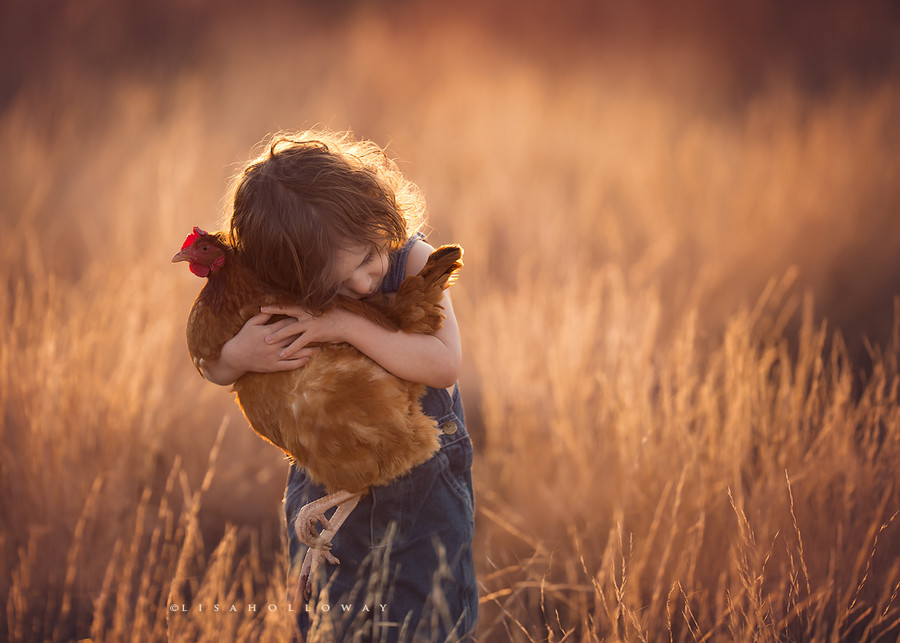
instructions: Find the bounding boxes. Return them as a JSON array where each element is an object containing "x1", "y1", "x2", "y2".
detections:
[{"x1": 381, "y1": 232, "x2": 425, "y2": 294}]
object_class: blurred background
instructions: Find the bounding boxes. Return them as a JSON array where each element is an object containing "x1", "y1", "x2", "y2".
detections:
[
  {"x1": 3, "y1": 0, "x2": 900, "y2": 354},
  {"x1": 2, "y1": 0, "x2": 900, "y2": 640}
]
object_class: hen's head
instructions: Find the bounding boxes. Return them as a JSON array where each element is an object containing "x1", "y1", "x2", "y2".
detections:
[{"x1": 172, "y1": 227, "x2": 228, "y2": 277}]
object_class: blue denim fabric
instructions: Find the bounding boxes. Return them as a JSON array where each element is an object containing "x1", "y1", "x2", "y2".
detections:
[
  {"x1": 283, "y1": 234, "x2": 477, "y2": 641},
  {"x1": 284, "y1": 385, "x2": 477, "y2": 641}
]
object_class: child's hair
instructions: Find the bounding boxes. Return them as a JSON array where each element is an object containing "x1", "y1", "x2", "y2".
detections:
[{"x1": 226, "y1": 128, "x2": 426, "y2": 311}]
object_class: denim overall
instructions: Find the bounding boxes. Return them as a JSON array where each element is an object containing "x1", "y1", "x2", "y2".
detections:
[{"x1": 284, "y1": 234, "x2": 478, "y2": 641}]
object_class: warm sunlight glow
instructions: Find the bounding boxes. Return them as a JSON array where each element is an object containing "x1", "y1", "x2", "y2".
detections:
[{"x1": 2, "y1": 1, "x2": 899, "y2": 640}]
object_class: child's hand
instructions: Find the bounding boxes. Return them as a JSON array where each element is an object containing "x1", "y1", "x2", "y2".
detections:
[
  {"x1": 259, "y1": 305, "x2": 349, "y2": 359},
  {"x1": 221, "y1": 312, "x2": 320, "y2": 374}
]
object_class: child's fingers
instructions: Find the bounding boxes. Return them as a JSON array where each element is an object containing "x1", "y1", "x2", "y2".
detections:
[
  {"x1": 278, "y1": 335, "x2": 310, "y2": 359},
  {"x1": 261, "y1": 317, "x2": 298, "y2": 337},
  {"x1": 266, "y1": 320, "x2": 307, "y2": 345},
  {"x1": 272, "y1": 358, "x2": 304, "y2": 372},
  {"x1": 273, "y1": 347, "x2": 319, "y2": 371},
  {"x1": 245, "y1": 312, "x2": 274, "y2": 326}
]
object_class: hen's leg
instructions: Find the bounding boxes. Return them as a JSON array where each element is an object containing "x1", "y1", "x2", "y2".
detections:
[
  {"x1": 293, "y1": 489, "x2": 360, "y2": 545},
  {"x1": 293, "y1": 490, "x2": 363, "y2": 603}
]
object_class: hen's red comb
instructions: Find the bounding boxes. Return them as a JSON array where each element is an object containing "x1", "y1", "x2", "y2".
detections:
[{"x1": 180, "y1": 226, "x2": 209, "y2": 250}]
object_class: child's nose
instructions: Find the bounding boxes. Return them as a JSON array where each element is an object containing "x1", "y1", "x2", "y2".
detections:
[{"x1": 348, "y1": 274, "x2": 372, "y2": 296}]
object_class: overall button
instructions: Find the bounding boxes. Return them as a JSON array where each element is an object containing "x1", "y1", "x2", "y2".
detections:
[{"x1": 441, "y1": 421, "x2": 458, "y2": 435}]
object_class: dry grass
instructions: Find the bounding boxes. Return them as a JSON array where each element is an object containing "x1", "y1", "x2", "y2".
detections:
[{"x1": 2, "y1": 2, "x2": 900, "y2": 641}]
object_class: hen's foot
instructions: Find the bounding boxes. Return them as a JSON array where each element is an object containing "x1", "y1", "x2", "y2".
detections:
[{"x1": 292, "y1": 491, "x2": 363, "y2": 603}]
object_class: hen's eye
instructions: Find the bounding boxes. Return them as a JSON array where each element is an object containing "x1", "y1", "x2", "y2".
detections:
[{"x1": 200, "y1": 244, "x2": 210, "y2": 252}]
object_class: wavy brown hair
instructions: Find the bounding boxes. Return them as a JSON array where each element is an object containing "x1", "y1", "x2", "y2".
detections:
[{"x1": 225, "y1": 129, "x2": 426, "y2": 312}]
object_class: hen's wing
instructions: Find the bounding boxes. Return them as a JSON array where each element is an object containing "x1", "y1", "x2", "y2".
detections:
[{"x1": 185, "y1": 300, "x2": 243, "y2": 375}]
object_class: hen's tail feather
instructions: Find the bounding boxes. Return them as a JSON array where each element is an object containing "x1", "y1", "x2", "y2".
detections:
[
  {"x1": 389, "y1": 245, "x2": 463, "y2": 334},
  {"x1": 415, "y1": 245, "x2": 464, "y2": 292}
]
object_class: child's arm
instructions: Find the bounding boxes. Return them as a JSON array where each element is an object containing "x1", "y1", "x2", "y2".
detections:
[
  {"x1": 199, "y1": 313, "x2": 321, "y2": 385},
  {"x1": 261, "y1": 240, "x2": 462, "y2": 389}
]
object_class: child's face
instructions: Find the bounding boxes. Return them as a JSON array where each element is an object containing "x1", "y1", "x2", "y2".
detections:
[{"x1": 333, "y1": 242, "x2": 390, "y2": 299}]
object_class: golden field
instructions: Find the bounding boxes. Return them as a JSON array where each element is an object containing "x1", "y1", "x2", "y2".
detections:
[{"x1": 2, "y1": 2, "x2": 900, "y2": 640}]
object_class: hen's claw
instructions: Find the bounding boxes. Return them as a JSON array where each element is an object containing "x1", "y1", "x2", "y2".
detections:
[{"x1": 297, "y1": 533, "x2": 342, "y2": 600}]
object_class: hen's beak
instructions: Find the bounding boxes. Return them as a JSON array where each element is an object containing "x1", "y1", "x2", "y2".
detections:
[{"x1": 172, "y1": 250, "x2": 189, "y2": 263}]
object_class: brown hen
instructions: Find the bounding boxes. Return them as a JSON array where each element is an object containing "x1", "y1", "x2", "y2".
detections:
[{"x1": 172, "y1": 227, "x2": 463, "y2": 601}]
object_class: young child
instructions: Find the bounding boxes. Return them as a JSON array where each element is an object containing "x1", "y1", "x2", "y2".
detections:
[{"x1": 200, "y1": 130, "x2": 477, "y2": 641}]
